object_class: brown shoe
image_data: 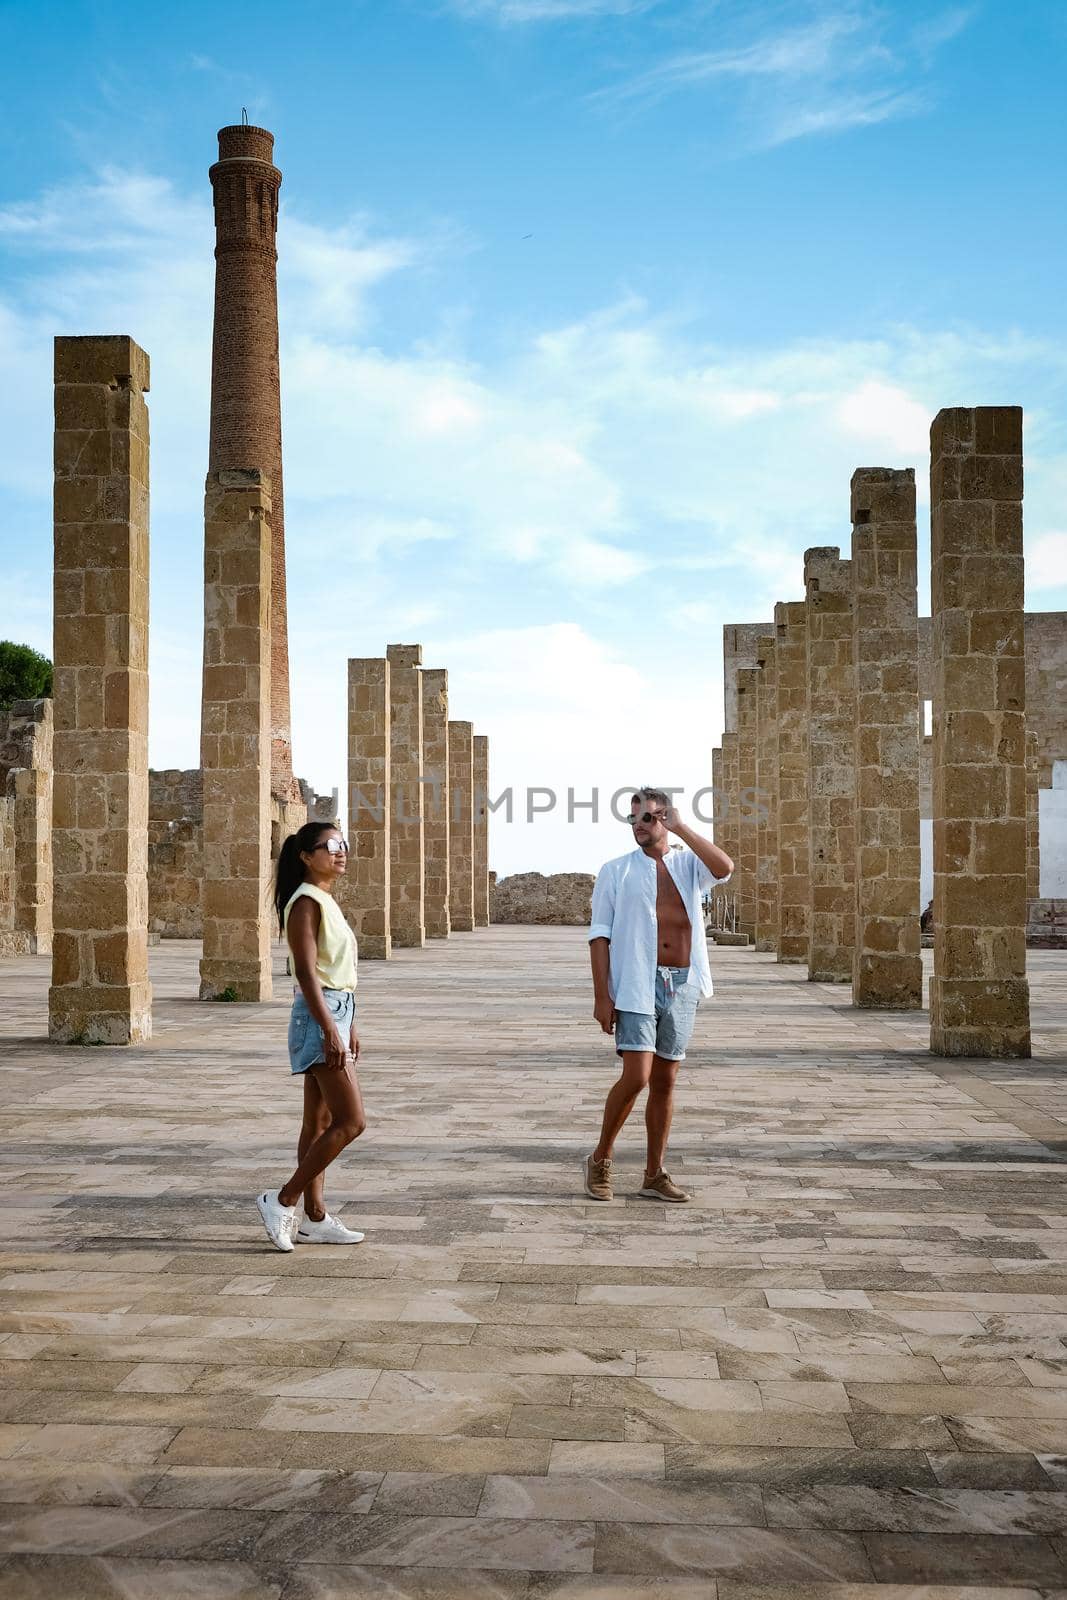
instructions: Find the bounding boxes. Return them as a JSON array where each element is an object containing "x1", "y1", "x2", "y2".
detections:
[
  {"x1": 584, "y1": 1153, "x2": 613, "y2": 1201},
  {"x1": 638, "y1": 1170, "x2": 691, "y2": 1203}
]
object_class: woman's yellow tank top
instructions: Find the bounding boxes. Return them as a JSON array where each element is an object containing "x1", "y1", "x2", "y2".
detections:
[{"x1": 283, "y1": 882, "x2": 358, "y2": 991}]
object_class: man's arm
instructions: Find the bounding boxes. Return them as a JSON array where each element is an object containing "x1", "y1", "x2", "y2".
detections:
[
  {"x1": 663, "y1": 807, "x2": 733, "y2": 880},
  {"x1": 588, "y1": 865, "x2": 616, "y2": 1034},
  {"x1": 590, "y1": 937, "x2": 615, "y2": 1034}
]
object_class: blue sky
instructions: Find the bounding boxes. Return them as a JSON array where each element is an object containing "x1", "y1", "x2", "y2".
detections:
[{"x1": 1, "y1": 0, "x2": 1065, "y2": 872}]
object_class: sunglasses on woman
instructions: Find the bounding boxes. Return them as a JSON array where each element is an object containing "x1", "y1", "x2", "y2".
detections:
[{"x1": 312, "y1": 838, "x2": 350, "y2": 855}]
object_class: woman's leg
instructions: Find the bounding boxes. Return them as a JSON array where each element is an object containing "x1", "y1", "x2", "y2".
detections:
[
  {"x1": 278, "y1": 1061, "x2": 366, "y2": 1208},
  {"x1": 644, "y1": 1055, "x2": 680, "y2": 1179},
  {"x1": 298, "y1": 1072, "x2": 331, "y2": 1222},
  {"x1": 593, "y1": 1051, "x2": 653, "y2": 1163}
]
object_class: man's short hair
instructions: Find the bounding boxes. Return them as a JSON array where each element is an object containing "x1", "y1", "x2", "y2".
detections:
[{"x1": 632, "y1": 787, "x2": 671, "y2": 811}]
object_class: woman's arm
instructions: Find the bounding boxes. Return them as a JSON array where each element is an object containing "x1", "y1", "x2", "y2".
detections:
[{"x1": 287, "y1": 897, "x2": 348, "y2": 1068}]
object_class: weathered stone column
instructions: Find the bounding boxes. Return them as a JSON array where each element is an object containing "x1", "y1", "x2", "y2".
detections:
[
  {"x1": 929, "y1": 407, "x2": 1030, "y2": 1057},
  {"x1": 421, "y1": 669, "x2": 451, "y2": 939},
  {"x1": 851, "y1": 468, "x2": 923, "y2": 1009},
  {"x1": 775, "y1": 600, "x2": 810, "y2": 964},
  {"x1": 199, "y1": 469, "x2": 273, "y2": 1002},
  {"x1": 49, "y1": 336, "x2": 152, "y2": 1044},
  {"x1": 448, "y1": 719, "x2": 475, "y2": 932},
  {"x1": 754, "y1": 635, "x2": 779, "y2": 953},
  {"x1": 735, "y1": 669, "x2": 759, "y2": 942},
  {"x1": 473, "y1": 733, "x2": 490, "y2": 928},
  {"x1": 804, "y1": 548, "x2": 856, "y2": 982},
  {"x1": 387, "y1": 644, "x2": 425, "y2": 947},
  {"x1": 719, "y1": 733, "x2": 739, "y2": 908},
  {"x1": 338, "y1": 658, "x2": 391, "y2": 959},
  {"x1": 0, "y1": 699, "x2": 53, "y2": 954}
]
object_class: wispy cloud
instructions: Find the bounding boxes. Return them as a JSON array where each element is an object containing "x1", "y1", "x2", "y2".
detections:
[
  {"x1": 448, "y1": 0, "x2": 656, "y2": 20},
  {"x1": 589, "y1": 2, "x2": 971, "y2": 149}
]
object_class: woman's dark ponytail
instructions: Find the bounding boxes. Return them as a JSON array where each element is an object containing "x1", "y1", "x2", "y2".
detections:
[{"x1": 273, "y1": 822, "x2": 335, "y2": 933}]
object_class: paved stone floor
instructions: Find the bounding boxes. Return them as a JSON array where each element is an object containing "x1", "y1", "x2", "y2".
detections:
[{"x1": 1, "y1": 929, "x2": 1067, "y2": 1599}]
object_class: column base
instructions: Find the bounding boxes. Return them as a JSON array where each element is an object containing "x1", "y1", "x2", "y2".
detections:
[
  {"x1": 426, "y1": 917, "x2": 451, "y2": 939},
  {"x1": 450, "y1": 915, "x2": 475, "y2": 933},
  {"x1": 48, "y1": 984, "x2": 153, "y2": 1045},
  {"x1": 853, "y1": 954, "x2": 923, "y2": 1011},
  {"x1": 930, "y1": 976, "x2": 1031, "y2": 1058},
  {"x1": 358, "y1": 935, "x2": 392, "y2": 960},
  {"x1": 391, "y1": 927, "x2": 426, "y2": 948},
  {"x1": 199, "y1": 961, "x2": 272, "y2": 1003}
]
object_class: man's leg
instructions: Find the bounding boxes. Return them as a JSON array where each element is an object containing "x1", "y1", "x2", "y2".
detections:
[
  {"x1": 593, "y1": 1051, "x2": 654, "y2": 1163},
  {"x1": 644, "y1": 1054, "x2": 680, "y2": 1180}
]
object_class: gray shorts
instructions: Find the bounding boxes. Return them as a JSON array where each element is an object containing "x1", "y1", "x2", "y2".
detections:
[
  {"x1": 288, "y1": 988, "x2": 356, "y2": 1074},
  {"x1": 615, "y1": 966, "x2": 699, "y2": 1061}
]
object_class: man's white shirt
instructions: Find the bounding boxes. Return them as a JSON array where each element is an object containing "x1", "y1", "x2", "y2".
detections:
[{"x1": 588, "y1": 846, "x2": 732, "y2": 1014}]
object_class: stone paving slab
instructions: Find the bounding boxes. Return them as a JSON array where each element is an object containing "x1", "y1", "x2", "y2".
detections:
[{"x1": 0, "y1": 929, "x2": 1065, "y2": 1597}]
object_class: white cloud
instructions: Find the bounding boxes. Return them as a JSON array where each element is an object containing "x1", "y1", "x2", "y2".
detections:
[
  {"x1": 589, "y1": 2, "x2": 971, "y2": 149},
  {"x1": 1027, "y1": 533, "x2": 1067, "y2": 594},
  {"x1": 448, "y1": 0, "x2": 655, "y2": 20},
  {"x1": 836, "y1": 378, "x2": 931, "y2": 456}
]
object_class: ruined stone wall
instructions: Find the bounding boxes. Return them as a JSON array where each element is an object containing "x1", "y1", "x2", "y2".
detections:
[
  {"x1": 148, "y1": 770, "x2": 203, "y2": 939},
  {"x1": 0, "y1": 697, "x2": 53, "y2": 955},
  {"x1": 491, "y1": 872, "x2": 594, "y2": 925},
  {"x1": 0, "y1": 794, "x2": 16, "y2": 957}
]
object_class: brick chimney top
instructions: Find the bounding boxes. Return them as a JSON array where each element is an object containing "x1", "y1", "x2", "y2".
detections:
[{"x1": 215, "y1": 125, "x2": 276, "y2": 166}]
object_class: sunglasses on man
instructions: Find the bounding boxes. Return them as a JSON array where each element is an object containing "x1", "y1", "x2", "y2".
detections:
[
  {"x1": 628, "y1": 811, "x2": 666, "y2": 826},
  {"x1": 312, "y1": 837, "x2": 350, "y2": 855}
]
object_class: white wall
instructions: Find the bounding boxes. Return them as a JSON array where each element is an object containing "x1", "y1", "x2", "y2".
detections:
[{"x1": 1039, "y1": 760, "x2": 1067, "y2": 897}]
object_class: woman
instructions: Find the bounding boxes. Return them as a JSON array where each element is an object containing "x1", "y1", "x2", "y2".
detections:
[{"x1": 255, "y1": 821, "x2": 367, "y2": 1251}]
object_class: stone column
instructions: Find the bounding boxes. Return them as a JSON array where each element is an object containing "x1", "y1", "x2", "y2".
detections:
[
  {"x1": 851, "y1": 468, "x2": 923, "y2": 1009},
  {"x1": 775, "y1": 600, "x2": 810, "y2": 964},
  {"x1": 0, "y1": 699, "x2": 53, "y2": 954},
  {"x1": 473, "y1": 733, "x2": 490, "y2": 928},
  {"x1": 421, "y1": 669, "x2": 451, "y2": 939},
  {"x1": 719, "y1": 732, "x2": 739, "y2": 904},
  {"x1": 49, "y1": 336, "x2": 152, "y2": 1044},
  {"x1": 339, "y1": 658, "x2": 391, "y2": 959},
  {"x1": 198, "y1": 469, "x2": 273, "y2": 1002},
  {"x1": 804, "y1": 548, "x2": 856, "y2": 982},
  {"x1": 735, "y1": 668, "x2": 759, "y2": 942},
  {"x1": 929, "y1": 407, "x2": 1030, "y2": 1056},
  {"x1": 754, "y1": 636, "x2": 779, "y2": 953},
  {"x1": 387, "y1": 644, "x2": 425, "y2": 948},
  {"x1": 448, "y1": 720, "x2": 475, "y2": 932}
]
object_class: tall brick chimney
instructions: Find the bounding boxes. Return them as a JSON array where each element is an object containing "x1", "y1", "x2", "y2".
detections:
[{"x1": 208, "y1": 123, "x2": 296, "y2": 799}]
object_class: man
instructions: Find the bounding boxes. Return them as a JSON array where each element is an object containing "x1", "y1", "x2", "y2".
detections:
[{"x1": 584, "y1": 788, "x2": 733, "y2": 1203}]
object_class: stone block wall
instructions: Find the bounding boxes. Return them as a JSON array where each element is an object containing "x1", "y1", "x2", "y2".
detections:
[
  {"x1": 850, "y1": 468, "x2": 922, "y2": 1009},
  {"x1": 491, "y1": 872, "x2": 594, "y2": 925},
  {"x1": 448, "y1": 720, "x2": 475, "y2": 933},
  {"x1": 775, "y1": 600, "x2": 810, "y2": 964},
  {"x1": 339, "y1": 657, "x2": 391, "y2": 960},
  {"x1": 421, "y1": 668, "x2": 450, "y2": 939},
  {"x1": 754, "y1": 637, "x2": 778, "y2": 953},
  {"x1": 198, "y1": 469, "x2": 273, "y2": 1002},
  {"x1": 388, "y1": 644, "x2": 425, "y2": 947},
  {"x1": 804, "y1": 548, "x2": 856, "y2": 983},
  {"x1": 929, "y1": 406, "x2": 1030, "y2": 1057},
  {"x1": 735, "y1": 668, "x2": 759, "y2": 942},
  {"x1": 0, "y1": 698, "x2": 53, "y2": 955},
  {"x1": 473, "y1": 734, "x2": 490, "y2": 928},
  {"x1": 49, "y1": 335, "x2": 152, "y2": 1044}
]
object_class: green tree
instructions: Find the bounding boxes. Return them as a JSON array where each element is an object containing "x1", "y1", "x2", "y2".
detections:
[{"x1": 0, "y1": 642, "x2": 53, "y2": 713}]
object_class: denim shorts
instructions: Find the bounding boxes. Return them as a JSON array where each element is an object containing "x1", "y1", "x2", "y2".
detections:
[
  {"x1": 288, "y1": 988, "x2": 356, "y2": 1074},
  {"x1": 615, "y1": 966, "x2": 700, "y2": 1061}
]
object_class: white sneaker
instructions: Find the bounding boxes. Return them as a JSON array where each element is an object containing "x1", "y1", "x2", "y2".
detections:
[
  {"x1": 295, "y1": 1213, "x2": 365, "y2": 1245},
  {"x1": 256, "y1": 1189, "x2": 296, "y2": 1252}
]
